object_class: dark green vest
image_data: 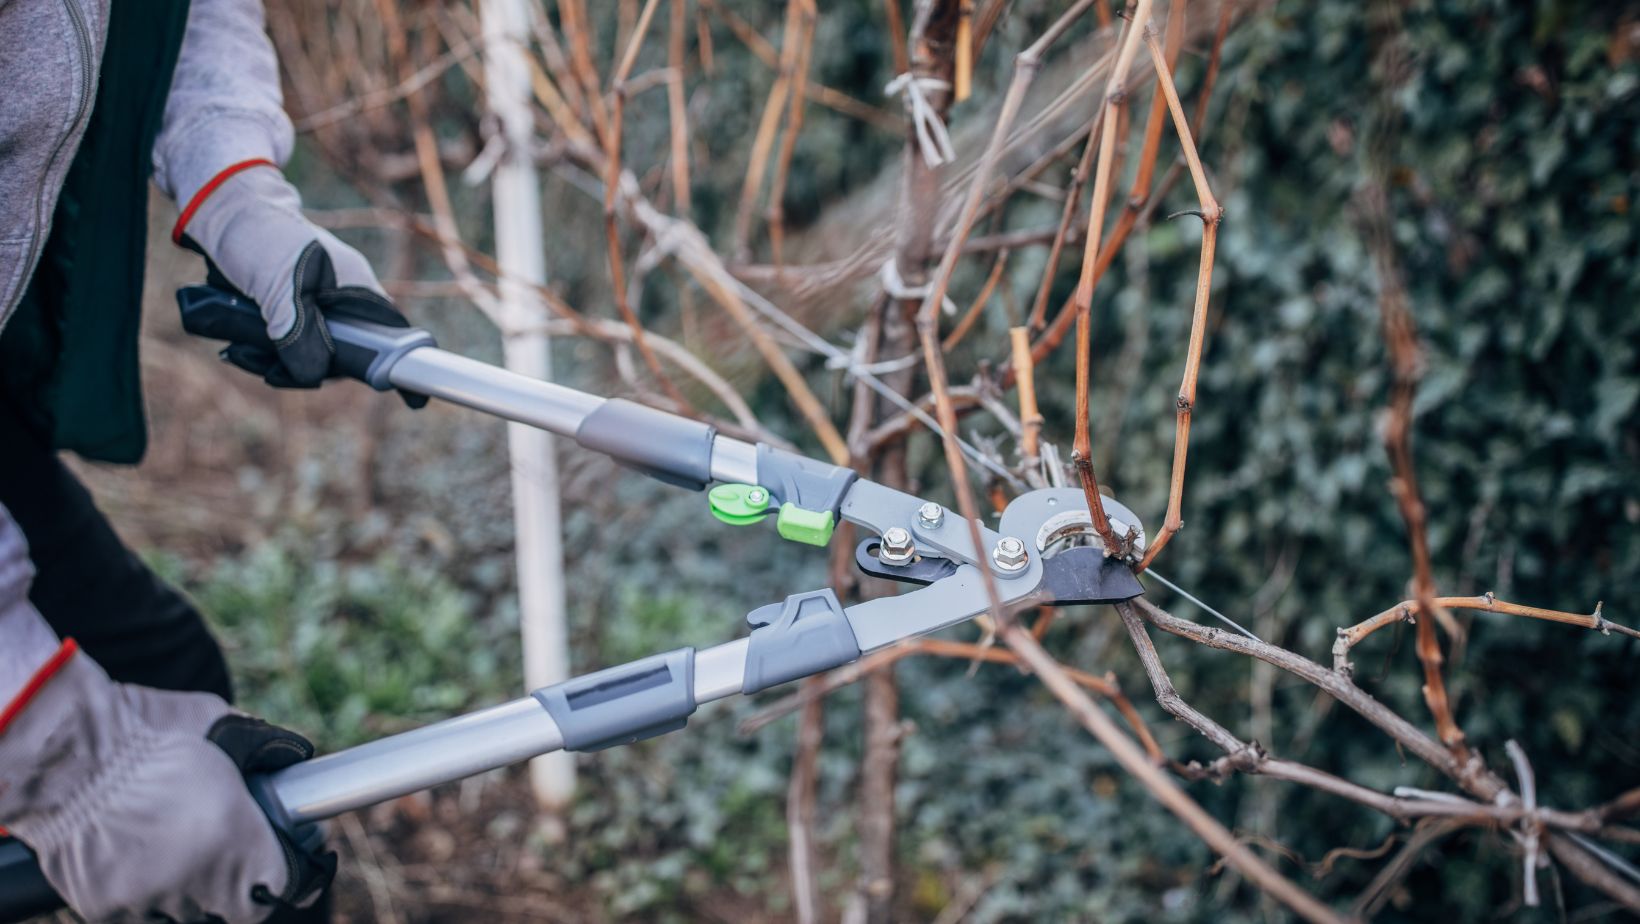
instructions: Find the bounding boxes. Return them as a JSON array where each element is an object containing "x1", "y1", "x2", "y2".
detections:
[{"x1": 0, "y1": 0, "x2": 193, "y2": 463}]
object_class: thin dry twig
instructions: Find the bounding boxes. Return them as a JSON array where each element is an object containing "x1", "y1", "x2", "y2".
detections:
[
  {"x1": 1024, "y1": 0, "x2": 1236, "y2": 372},
  {"x1": 766, "y1": 0, "x2": 818, "y2": 268},
  {"x1": 1130, "y1": 594, "x2": 1640, "y2": 914},
  {"x1": 296, "y1": 38, "x2": 481, "y2": 131},
  {"x1": 666, "y1": 0, "x2": 692, "y2": 214},
  {"x1": 1024, "y1": 112, "x2": 1099, "y2": 333},
  {"x1": 954, "y1": 0, "x2": 974, "y2": 101},
  {"x1": 1010, "y1": 326, "x2": 1043, "y2": 468},
  {"x1": 1133, "y1": 15, "x2": 1223, "y2": 571},
  {"x1": 787, "y1": 677, "x2": 825, "y2": 924},
  {"x1": 1360, "y1": 0, "x2": 1467, "y2": 758},
  {"x1": 557, "y1": 0, "x2": 612, "y2": 144},
  {"x1": 1333, "y1": 593, "x2": 1631, "y2": 674},
  {"x1": 700, "y1": 0, "x2": 899, "y2": 131},
  {"x1": 592, "y1": 159, "x2": 852, "y2": 462},
  {"x1": 882, "y1": 0, "x2": 910, "y2": 81},
  {"x1": 603, "y1": 0, "x2": 694, "y2": 411},
  {"x1": 1191, "y1": 0, "x2": 1235, "y2": 138},
  {"x1": 737, "y1": 636, "x2": 1166, "y2": 763},
  {"x1": 1030, "y1": 0, "x2": 1181, "y2": 342},
  {"x1": 373, "y1": 0, "x2": 505, "y2": 328},
  {"x1": 1116, "y1": 604, "x2": 1576, "y2": 832},
  {"x1": 730, "y1": 0, "x2": 803, "y2": 261},
  {"x1": 1505, "y1": 740, "x2": 1545, "y2": 907},
  {"x1": 1352, "y1": 818, "x2": 1469, "y2": 919},
  {"x1": 1000, "y1": 624, "x2": 1345, "y2": 924},
  {"x1": 941, "y1": 247, "x2": 1011, "y2": 352},
  {"x1": 1066, "y1": 1, "x2": 1154, "y2": 557}
]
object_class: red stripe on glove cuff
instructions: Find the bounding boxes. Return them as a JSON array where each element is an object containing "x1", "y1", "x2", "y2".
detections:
[
  {"x1": 0, "y1": 638, "x2": 80, "y2": 736},
  {"x1": 170, "y1": 158, "x2": 280, "y2": 246}
]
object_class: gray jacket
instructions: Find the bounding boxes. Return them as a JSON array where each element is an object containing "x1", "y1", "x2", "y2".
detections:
[
  {"x1": 0, "y1": 0, "x2": 293, "y2": 697},
  {"x1": 0, "y1": 0, "x2": 294, "y2": 331}
]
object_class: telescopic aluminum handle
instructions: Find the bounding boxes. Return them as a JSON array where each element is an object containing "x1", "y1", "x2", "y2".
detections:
[
  {"x1": 174, "y1": 285, "x2": 759, "y2": 486},
  {"x1": 0, "y1": 639, "x2": 753, "y2": 922},
  {"x1": 265, "y1": 638, "x2": 751, "y2": 825}
]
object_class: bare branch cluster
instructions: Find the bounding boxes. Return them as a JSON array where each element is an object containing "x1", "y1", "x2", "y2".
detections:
[{"x1": 270, "y1": 0, "x2": 1639, "y2": 918}]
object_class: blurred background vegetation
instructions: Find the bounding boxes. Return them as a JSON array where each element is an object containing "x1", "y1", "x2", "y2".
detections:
[{"x1": 79, "y1": 0, "x2": 1639, "y2": 920}]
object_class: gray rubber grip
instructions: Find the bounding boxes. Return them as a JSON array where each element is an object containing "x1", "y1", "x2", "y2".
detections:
[
  {"x1": 533, "y1": 648, "x2": 697, "y2": 751},
  {"x1": 756, "y1": 444, "x2": 856, "y2": 516},
  {"x1": 742, "y1": 589, "x2": 860, "y2": 694},
  {"x1": 575, "y1": 399, "x2": 716, "y2": 490}
]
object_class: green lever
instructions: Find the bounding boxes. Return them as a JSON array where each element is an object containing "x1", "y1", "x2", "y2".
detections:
[
  {"x1": 709, "y1": 483, "x2": 771, "y2": 526},
  {"x1": 708, "y1": 483, "x2": 835, "y2": 546},
  {"x1": 775, "y1": 503, "x2": 835, "y2": 546}
]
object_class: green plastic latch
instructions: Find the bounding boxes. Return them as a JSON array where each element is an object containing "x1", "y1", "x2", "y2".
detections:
[
  {"x1": 709, "y1": 483, "x2": 771, "y2": 526},
  {"x1": 776, "y1": 503, "x2": 835, "y2": 546}
]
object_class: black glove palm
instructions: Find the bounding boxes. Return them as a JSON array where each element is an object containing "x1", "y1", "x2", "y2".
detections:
[{"x1": 198, "y1": 247, "x2": 428, "y2": 409}]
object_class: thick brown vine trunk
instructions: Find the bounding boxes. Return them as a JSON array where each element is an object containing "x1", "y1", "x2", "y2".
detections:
[
  {"x1": 850, "y1": 7, "x2": 962, "y2": 920},
  {"x1": 857, "y1": 667, "x2": 902, "y2": 922}
]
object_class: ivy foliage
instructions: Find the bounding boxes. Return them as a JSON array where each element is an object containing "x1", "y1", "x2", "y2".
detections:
[{"x1": 1011, "y1": 1, "x2": 1640, "y2": 918}]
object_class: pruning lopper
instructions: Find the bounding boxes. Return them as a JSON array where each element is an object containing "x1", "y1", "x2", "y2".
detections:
[{"x1": 0, "y1": 286, "x2": 1145, "y2": 919}]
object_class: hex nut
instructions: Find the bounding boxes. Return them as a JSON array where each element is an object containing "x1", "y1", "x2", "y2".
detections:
[
  {"x1": 993, "y1": 536, "x2": 1028, "y2": 572},
  {"x1": 879, "y1": 526, "x2": 916, "y2": 565},
  {"x1": 917, "y1": 502, "x2": 945, "y2": 529}
]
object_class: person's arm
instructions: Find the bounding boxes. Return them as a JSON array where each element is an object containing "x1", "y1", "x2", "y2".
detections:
[
  {"x1": 151, "y1": 0, "x2": 419, "y2": 394},
  {"x1": 0, "y1": 504, "x2": 335, "y2": 922},
  {"x1": 150, "y1": 0, "x2": 292, "y2": 209},
  {"x1": 0, "y1": 506, "x2": 62, "y2": 704}
]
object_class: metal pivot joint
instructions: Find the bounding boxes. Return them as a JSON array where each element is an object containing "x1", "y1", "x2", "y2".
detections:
[
  {"x1": 992, "y1": 536, "x2": 1029, "y2": 572},
  {"x1": 878, "y1": 526, "x2": 915, "y2": 565}
]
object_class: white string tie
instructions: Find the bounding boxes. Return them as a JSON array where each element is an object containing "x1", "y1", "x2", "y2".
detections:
[
  {"x1": 880, "y1": 258, "x2": 957, "y2": 316},
  {"x1": 883, "y1": 73, "x2": 956, "y2": 168}
]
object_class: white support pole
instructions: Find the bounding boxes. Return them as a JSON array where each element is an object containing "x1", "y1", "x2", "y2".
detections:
[{"x1": 481, "y1": 0, "x2": 574, "y2": 807}]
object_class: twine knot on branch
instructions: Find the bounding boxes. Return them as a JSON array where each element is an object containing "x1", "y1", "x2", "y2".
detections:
[
  {"x1": 883, "y1": 73, "x2": 956, "y2": 167},
  {"x1": 879, "y1": 258, "x2": 957, "y2": 316}
]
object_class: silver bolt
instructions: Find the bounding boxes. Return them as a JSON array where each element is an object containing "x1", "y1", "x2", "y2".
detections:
[
  {"x1": 879, "y1": 526, "x2": 916, "y2": 565},
  {"x1": 993, "y1": 536, "x2": 1028, "y2": 572},
  {"x1": 746, "y1": 488, "x2": 768, "y2": 507},
  {"x1": 917, "y1": 502, "x2": 945, "y2": 529}
]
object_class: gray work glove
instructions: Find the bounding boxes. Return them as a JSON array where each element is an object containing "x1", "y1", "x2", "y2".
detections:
[
  {"x1": 174, "y1": 162, "x2": 424, "y2": 406},
  {"x1": 0, "y1": 643, "x2": 334, "y2": 923}
]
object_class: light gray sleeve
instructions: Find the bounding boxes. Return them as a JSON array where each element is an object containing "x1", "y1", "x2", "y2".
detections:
[
  {"x1": 151, "y1": 0, "x2": 295, "y2": 207},
  {"x1": 0, "y1": 503, "x2": 61, "y2": 705}
]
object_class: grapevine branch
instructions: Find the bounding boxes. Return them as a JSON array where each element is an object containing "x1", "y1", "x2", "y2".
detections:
[{"x1": 272, "y1": 2, "x2": 1640, "y2": 916}]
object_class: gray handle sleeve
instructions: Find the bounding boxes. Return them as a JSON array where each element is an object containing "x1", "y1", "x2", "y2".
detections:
[
  {"x1": 742, "y1": 589, "x2": 860, "y2": 694},
  {"x1": 575, "y1": 399, "x2": 717, "y2": 490},
  {"x1": 532, "y1": 648, "x2": 698, "y2": 751}
]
